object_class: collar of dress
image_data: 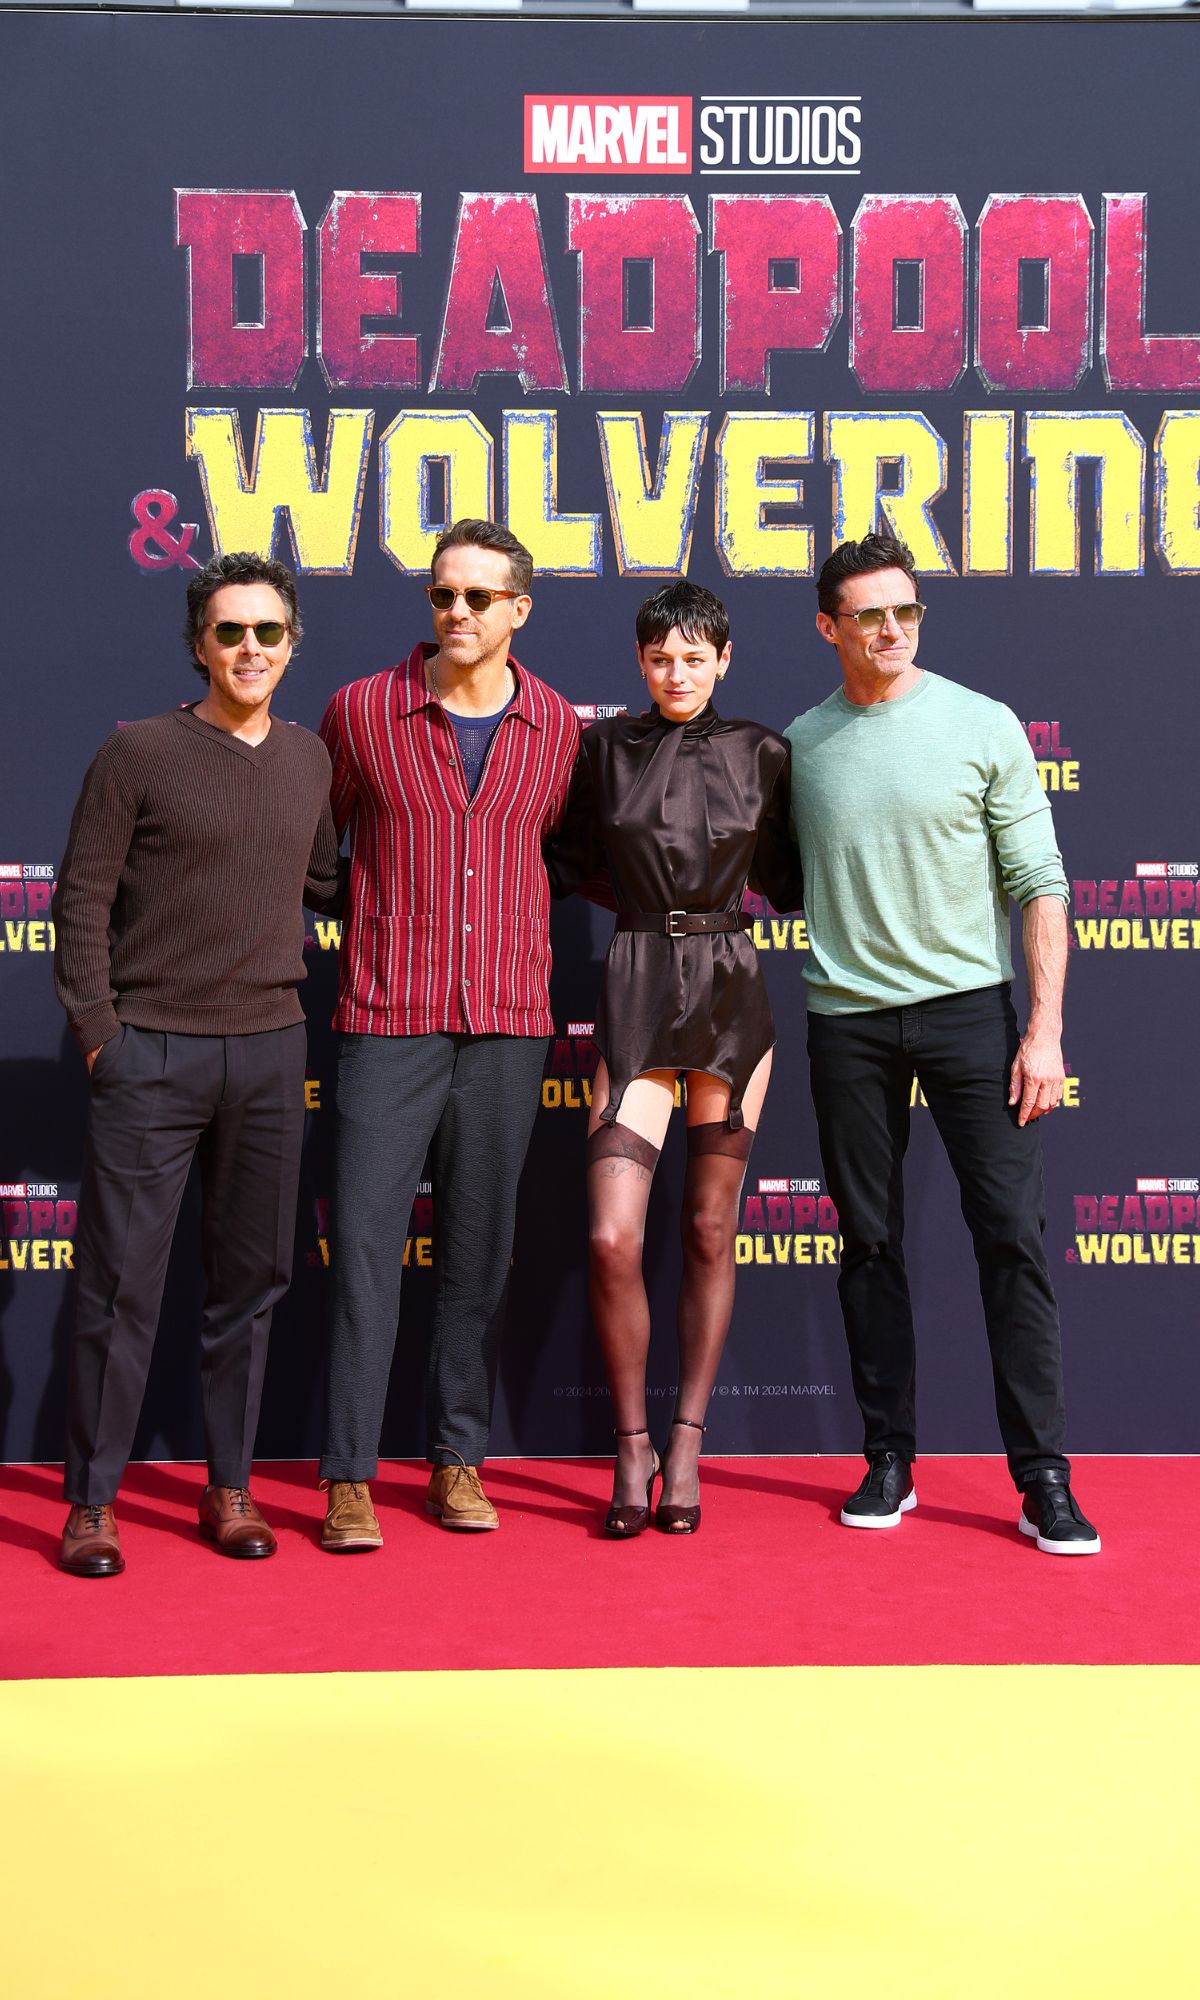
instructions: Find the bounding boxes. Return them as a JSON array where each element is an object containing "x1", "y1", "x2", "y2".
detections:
[{"x1": 641, "y1": 700, "x2": 720, "y2": 740}]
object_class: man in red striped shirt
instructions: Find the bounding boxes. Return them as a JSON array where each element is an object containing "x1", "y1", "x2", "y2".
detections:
[{"x1": 317, "y1": 521, "x2": 582, "y2": 1548}]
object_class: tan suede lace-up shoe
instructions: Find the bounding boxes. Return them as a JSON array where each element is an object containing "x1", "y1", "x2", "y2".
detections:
[
  {"x1": 425, "y1": 1457, "x2": 498, "y2": 1531},
  {"x1": 320, "y1": 1479, "x2": 383, "y2": 1552}
]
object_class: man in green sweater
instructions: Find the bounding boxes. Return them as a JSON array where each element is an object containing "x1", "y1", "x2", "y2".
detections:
[
  {"x1": 787, "y1": 532, "x2": 1099, "y2": 1555},
  {"x1": 52, "y1": 552, "x2": 341, "y2": 1576}
]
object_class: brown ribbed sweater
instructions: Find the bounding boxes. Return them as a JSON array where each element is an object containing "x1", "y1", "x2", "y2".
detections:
[{"x1": 53, "y1": 706, "x2": 342, "y2": 1055}]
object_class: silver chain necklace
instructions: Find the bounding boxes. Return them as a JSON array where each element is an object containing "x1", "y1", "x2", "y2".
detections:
[{"x1": 429, "y1": 653, "x2": 514, "y2": 711}]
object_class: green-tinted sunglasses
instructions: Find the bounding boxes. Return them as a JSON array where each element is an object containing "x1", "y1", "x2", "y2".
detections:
[{"x1": 207, "y1": 620, "x2": 288, "y2": 648}]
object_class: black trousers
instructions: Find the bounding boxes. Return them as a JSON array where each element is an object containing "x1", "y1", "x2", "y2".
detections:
[
  {"x1": 320, "y1": 1032, "x2": 548, "y2": 1481},
  {"x1": 64, "y1": 1023, "x2": 307, "y2": 1505},
  {"x1": 806, "y1": 985, "x2": 1069, "y2": 1489}
]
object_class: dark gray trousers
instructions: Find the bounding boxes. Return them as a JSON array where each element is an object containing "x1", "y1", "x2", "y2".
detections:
[
  {"x1": 65, "y1": 1022, "x2": 307, "y2": 1504},
  {"x1": 320, "y1": 1032, "x2": 548, "y2": 1480}
]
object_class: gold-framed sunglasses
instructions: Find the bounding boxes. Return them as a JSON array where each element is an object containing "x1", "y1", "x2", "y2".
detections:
[{"x1": 835, "y1": 602, "x2": 925, "y2": 634}]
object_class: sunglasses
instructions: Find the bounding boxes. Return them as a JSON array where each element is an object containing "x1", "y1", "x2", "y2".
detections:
[
  {"x1": 425, "y1": 585, "x2": 522, "y2": 613},
  {"x1": 207, "y1": 620, "x2": 288, "y2": 647},
  {"x1": 834, "y1": 602, "x2": 925, "y2": 634}
]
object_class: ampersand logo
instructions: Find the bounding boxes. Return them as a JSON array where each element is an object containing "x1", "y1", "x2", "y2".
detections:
[{"x1": 128, "y1": 489, "x2": 201, "y2": 570}]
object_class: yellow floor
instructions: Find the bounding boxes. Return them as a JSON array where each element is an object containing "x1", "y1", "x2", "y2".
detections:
[{"x1": 2, "y1": 1667, "x2": 1193, "y2": 1999}]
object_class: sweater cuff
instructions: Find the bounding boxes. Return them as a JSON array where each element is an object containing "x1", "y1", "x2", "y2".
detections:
[
  {"x1": 72, "y1": 1003, "x2": 120, "y2": 1058},
  {"x1": 1015, "y1": 882, "x2": 1069, "y2": 908}
]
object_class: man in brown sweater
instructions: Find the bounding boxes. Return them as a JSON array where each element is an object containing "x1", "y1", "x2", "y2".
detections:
[{"x1": 52, "y1": 552, "x2": 341, "y2": 1576}]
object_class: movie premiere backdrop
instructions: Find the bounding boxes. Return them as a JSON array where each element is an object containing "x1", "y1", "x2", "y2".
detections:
[{"x1": 1, "y1": 9, "x2": 1196, "y2": 1466}]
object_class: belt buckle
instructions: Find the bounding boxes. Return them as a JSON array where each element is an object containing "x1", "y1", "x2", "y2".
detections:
[{"x1": 666, "y1": 909, "x2": 688, "y2": 937}]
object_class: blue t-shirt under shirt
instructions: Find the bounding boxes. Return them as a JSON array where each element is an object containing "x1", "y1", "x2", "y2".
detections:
[{"x1": 447, "y1": 697, "x2": 513, "y2": 798}]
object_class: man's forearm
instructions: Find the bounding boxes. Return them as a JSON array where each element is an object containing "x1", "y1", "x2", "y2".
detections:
[
  {"x1": 303, "y1": 796, "x2": 347, "y2": 915},
  {"x1": 52, "y1": 756, "x2": 132, "y2": 1053},
  {"x1": 53, "y1": 862, "x2": 121, "y2": 1055},
  {"x1": 1021, "y1": 894, "x2": 1068, "y2": 1032}
]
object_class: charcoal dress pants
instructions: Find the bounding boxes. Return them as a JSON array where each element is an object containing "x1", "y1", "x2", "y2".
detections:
[
  {"x1": 319, "y1": 1031, "x2": 548, "y2": 1481},
  {"x1": 65, "y1": 1022, "x2": 306, "y2": 1504}
]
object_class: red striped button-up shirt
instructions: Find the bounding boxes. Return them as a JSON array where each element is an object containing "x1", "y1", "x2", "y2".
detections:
[{"x1": 320, "y1": 642, "x2": 582, "y2": 1037}]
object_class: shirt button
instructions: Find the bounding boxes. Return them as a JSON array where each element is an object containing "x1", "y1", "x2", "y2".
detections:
[
  {"x1": 467, "y1": 868, "x2": 474, "y2": 877},
  {"x1": 464, "y1": 923, "x2": 472, "y2": 932}
]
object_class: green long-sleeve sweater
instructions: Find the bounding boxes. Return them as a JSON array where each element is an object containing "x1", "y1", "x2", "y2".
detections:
[{"x1": 785, "y1": 671, "x2": 1068, "y2": 1016}]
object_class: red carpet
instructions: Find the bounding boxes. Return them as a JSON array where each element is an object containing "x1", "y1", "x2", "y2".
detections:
[{"x1": 3, "y1": 1456, "x2": 1193, "y2": 1680}]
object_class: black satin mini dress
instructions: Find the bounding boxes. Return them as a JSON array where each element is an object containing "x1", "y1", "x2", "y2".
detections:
[{"x1": 547, "y1": 702, "x2": 804, "y2": 1130}]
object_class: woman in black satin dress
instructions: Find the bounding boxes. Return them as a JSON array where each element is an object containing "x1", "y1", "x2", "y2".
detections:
[{"x1": 548, "y1": 581, "x2": 803, "y2": 1537}]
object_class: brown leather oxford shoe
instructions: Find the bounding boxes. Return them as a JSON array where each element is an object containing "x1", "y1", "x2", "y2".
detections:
[
  {"x1": 197, "y1": 1484, "x2": 277, "y2": 1559},
  {"x1": 60, "y1": 1502, "x2": 125, "y2": 1578}
]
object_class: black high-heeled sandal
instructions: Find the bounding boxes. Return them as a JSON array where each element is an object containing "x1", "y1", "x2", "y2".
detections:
[
  {"x1": 604, "y1": 1427, "x2": 660, "y2": 1538},
  {"x1": 655, "y1": 1417, "x2": 706, "y2": 1535}
]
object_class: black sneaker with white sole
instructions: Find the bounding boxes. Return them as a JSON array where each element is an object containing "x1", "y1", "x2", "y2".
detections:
[
  {"x1": 1018, "y1": 1469, "x2": 1101, "y2": 1555},
  {"x1": 840, "y1": 1451, "x2": 916, "y2": 1529}
]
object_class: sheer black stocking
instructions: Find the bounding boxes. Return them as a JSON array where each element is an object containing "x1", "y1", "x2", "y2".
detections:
[
  {"x1": 587, "y1": 1122, "x2": 662, "y2": 1507},
  {"x1": 661, "y1": 1120, "x2": 756, "y2": 1513}
]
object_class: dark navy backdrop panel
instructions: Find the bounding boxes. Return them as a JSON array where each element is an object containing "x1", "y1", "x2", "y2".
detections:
[{"x1": 1, "y1": 12, "x2": 1196, "y2": 1463}]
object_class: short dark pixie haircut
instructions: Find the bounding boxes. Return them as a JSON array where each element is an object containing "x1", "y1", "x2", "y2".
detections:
[
  {"x1": 816, "y1": 532, "x2": 919, "y2": 618},
  {"x1": 431, "y1": 518, "x2": 534, "y2": 598},
  {"x1": 635, "y1": 579, "x2": 730, "y2": 655},
  {"x1": 184, "y1": 550, "x2": 302, "y2": 681}
]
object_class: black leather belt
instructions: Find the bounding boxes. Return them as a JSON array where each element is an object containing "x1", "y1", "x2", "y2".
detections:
[{"x1": 617, "y1": 909, "x2": 753, "y2": 937}]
